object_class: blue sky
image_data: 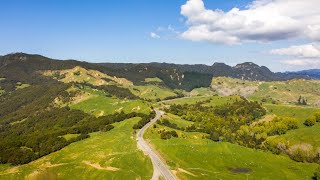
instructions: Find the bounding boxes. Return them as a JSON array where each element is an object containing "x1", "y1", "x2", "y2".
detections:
[{"x1": 1, "y1": 0, "x2": 319, "y2": 72}]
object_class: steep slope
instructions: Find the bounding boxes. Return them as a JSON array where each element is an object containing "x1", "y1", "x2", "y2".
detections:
[{"x1": 42, "y1": 66, "x2": 133, "y2": 86}]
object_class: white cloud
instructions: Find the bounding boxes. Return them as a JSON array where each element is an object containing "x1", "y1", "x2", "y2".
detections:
[
  {"x1": 271, "y1": 43, "x2": 320, "y2": 67},
  {"x1": 180, "y1": 0, "x2": 320, "y2": 44},
  {"x1": 271, "y1": 44, "x2": 320, "y2": 58},
  {"x1": 282, "y1": 59, "x2": 320, "y2": 66},
  {"x1": 150, "y1": 32, "x2": 160, "y2": 39}
]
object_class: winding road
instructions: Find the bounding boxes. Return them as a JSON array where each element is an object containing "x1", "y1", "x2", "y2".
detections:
[{"x1": 136, "y1": 108, "x2": 177, "y2": 180}]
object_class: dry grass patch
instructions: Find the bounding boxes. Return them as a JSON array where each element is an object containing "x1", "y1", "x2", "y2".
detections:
[{"x1": 82, "y1": 161, "x2": 120, "y2": 171}]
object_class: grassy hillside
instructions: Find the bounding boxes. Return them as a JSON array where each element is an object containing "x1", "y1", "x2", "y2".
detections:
[
  {"x1": 144, "y1": 77, "x2": 163, "y2": 83},
  {"x1": 280, "y1": 124, "x2": 320, "y2": 148},
  {"x1": 264, "y1": 104, "x2": 319, "y2": 125},
  {"x1": 160, "y1": 95, "x2": 240, "y2": 106},
  {"x1": 15, "y1": 83, "x2": 30, "y2": 90},
  {"x1": 211, "y1": 77, "x2": 320, "y2": 106},
  {"x1": 43, "y1": 66, "x2": 133, "y2": 86},
  {"x1": 71, "y1": 95, "x2": 151, "y2": 116},
  {"x1": 264, "y1": 104, "x2": 320, "y2": 149},
  {"x1": 0, "y1": 117, "x2": 153, "y2": 180},
  {"x1": 67, "y1": 83, "x2": 151, "y2": 116},
  {"x1": 43, "y1": 67, "x2": 180, "y2": 102},
  {"x1": 145, "y1": 124, "x2": 318, "y2": 179},
  {"x1": 160, "y1": 113, "x2": 194, "y2": 129},
  {"x1": 129, "y1": 85, "x2": 178, "y2": 101},
  {"x1": 189, "y1": 87, "x2": 216, "y2": 97}
]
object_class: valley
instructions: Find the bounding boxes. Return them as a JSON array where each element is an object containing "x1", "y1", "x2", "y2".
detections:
[
  {"x1": 0, "y1": 53, "x2": 320, "y2": 179},
  {"x1": 2, "y1": 0, "x2": 320, "y2": 179}
]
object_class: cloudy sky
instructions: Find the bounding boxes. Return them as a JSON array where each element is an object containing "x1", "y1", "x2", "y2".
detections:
[{"x1": 1, "y1": 0, "x2": 319, "y2": 72}]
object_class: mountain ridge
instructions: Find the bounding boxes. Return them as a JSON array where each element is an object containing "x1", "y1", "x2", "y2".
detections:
[
  {"x1": 0, "y1": 53, "x2": 310, "y2": 91},
  {"x1": 287, "y1": 69, "x2": 320, "y2": 79},
  {"x1": 99, "y1": 61, "x2": 308, "y2": 81}
]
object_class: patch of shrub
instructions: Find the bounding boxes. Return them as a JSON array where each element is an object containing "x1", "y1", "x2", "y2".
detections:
[
  {"x1": 160, "y1": 130, "x2": 178, "y2": 140},
  {"x1": 287, "y1": 143, "x2": 315, "y2": 163},
  {"x1": 73, "y1": 71, "x2": 81, "y2": 76},
  {"x1": 314, "y1": 112, "x2": 320, "y2": 122},
  {"x1": 132, "y1": 111, "x2": 156, "y2": 129},
  {"x1": 304, "y1": 116, "x2": 317, "y2": 126},
  {"x1": 262, "y1": 137, "x2": 288, "y2": 155},
  {"x1": 76, "y1": 83, "x2": 139, "y2": 100},
  {"x1": 157, "y1": 118, "x2": 184, "y2": 130},
  {"x1": 100, "y1": 124, "x2": 114, "y2": 132}
]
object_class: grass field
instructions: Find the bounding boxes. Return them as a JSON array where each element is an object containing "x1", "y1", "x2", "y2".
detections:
[
  {"x1": 15, "y1": 83, "x2": 30, "y2": 89},
  {"x1": 129, "y1": 85, "x2": 177, "y2": 101},
  {"x1": 43, "y1": 66, "x2": 133, "y2": 86},
  {"x1": 161, "y1": 95, "x2": 239, "y2": 106},
  {"x1": 61, "y1": 134, "x2": 80, "y2": 141},
  {"x1": 160, "y1": 113, "x2": 194, "y2": 129},
  {"x1": 263, "y1": 104, "x2": 319, "y2": 125},
  {"x1": 160, "y1": 96, "x2": 212, "y2": 105},
  {"x1": 144, "y1": 77, "x2": 163, "y2": 83},
  {"x1": 67, "y1": 85, "x2": 152, "y2": 116},
  {"x1": 263, "y1": 104, "x2": 320, "y2": 149},
  {"x1": 280, "y1": 123, "x2": 320, "y2": 148},
  {"x1": 0, "y1": 117, "x2": 153, "y2": 180},
  {"x1": 189, "y1": 87, "x2": 216, "y2": 97},
  {"x1": 70, "y1": 95, "x2": 151, "y2": 116},
  {"x1": 145, "y1": 124, "x2": 319, "y2": 180}
]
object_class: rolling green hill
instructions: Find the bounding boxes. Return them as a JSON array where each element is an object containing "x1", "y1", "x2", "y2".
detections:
[
  {"x1": 145, "y1": 123, "x2": 318, "y2": 179},
  {"x1": 0, "y1": 118, "x2": 153, "y2": 179},
  {"x1": 1, "y1": 53, "x2": 320, "y2": 179}
]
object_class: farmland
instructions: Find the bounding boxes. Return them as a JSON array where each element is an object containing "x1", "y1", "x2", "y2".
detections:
[
  {"x1": 145, "y1": 123, "x2": 318, "y2": 179},
  {"x1": 0, "y1": 117, "x2": 153, "y2": 179}
]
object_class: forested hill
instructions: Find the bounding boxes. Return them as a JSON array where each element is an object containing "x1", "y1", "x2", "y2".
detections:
[
  {"x1": 287, "y1": 69, "x2": 320, "y2": 79},
  {"x1": 99, "y1": 62, "x2": 307, "y2": 82},
  {"x1": 0, "y1": 53, "x2": 308, "y2": 91},
  {"x1": 0, "y1": 53, "x2": 102, "y2": 83},
  {"x1": 0, "y1": 53, "x2": 211, "y2": 91}
]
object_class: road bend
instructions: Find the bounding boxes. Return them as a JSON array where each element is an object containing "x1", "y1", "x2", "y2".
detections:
[{"x1": 136, "y1": 108, "x2": 177, "y2": 180}]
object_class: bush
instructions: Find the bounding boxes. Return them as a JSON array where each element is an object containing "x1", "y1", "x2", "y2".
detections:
[
  {"x1": 170, "y1": 130, "x2": 178, "y2": 137},
  {"x1": 287, "y1": 143, "x2": 315, "y2": 162},
  {"x1": 263, "y1": 137, "x2": 288, "y2": 155},
  {"x1": 73, "y1": 71, "x2": 81, "y2": 76},
  {"x1": 269, "y1": 122, "x2": 288, "y2": 135},
  {"x1": 160, "y1": 130, "x2": 178, "y2": 140},
  {"x1": 100, "y1": 124, "x2": 114, "y2": 132},
  {"x1": 314, "y1": 167, "x2": 320, "y2": 180},
  {"x1": 282, "y1": 117, "x2": 299, "y2": 130},
  {"x1": 314, "y1": 112, "x2": 320, "y2": 122},
  {"x1": 304, "y1": 116, "x2": 317, "y2": 126},
  {"x1": 158, "y1": 119, "x2": 181, "y2": 130},
  {"x1": 160, "y1": 131, "x2": 172, "y2": 140}
]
